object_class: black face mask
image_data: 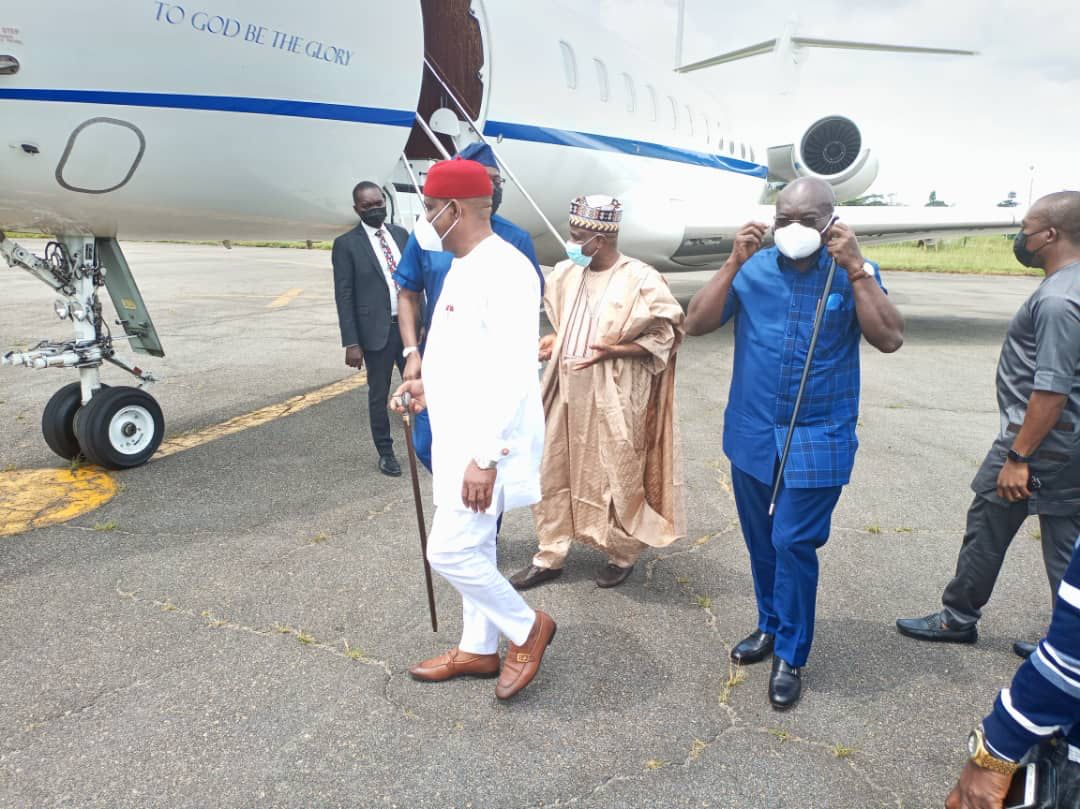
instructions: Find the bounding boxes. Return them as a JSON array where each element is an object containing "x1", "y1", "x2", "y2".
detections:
[
  {"x1": 491, "y1": 185, "x2": 503, "y2": 216},
  {"x1": 360, "y1": 206, "x2": 387, "y2": 229},
  {"x1": 1013, "y1": 229, "x2": 1048, "y2": 268}
]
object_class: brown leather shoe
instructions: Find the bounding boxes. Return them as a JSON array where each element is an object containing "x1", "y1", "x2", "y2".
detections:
[
  {"x1": 596, "y1": 563, "x2": 634, "y2": 588},
  {"x1": 408, "y1": 648, "x2": 501, "y2": 682},
  {"x1": 495, "y1": 611, "x2": 556, "y2": 699},
  {"x1": 509, "y1": 564, "x2": 563, "y2": 591}
]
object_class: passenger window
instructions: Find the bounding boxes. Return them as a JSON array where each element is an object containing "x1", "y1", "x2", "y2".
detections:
[
  {"x1": 621, "y1": 73, "x2": 636, "y2": 113},
  {"x1": 594, "y1": 58, "x2": 609, "y2": 102},
  {"x1": 559, "y1": 41, "x2": 577, "y2": 90},
  {"x1": 645, "y1": 84, "x2": 658, "y2": 121}
]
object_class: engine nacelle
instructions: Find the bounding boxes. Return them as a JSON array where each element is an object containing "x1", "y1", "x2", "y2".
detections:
[{"x1": 766, "y1": 116, "x2": 879, "y2": 202}]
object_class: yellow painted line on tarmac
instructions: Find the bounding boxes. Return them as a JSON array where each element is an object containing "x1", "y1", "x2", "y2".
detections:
[
  {"x1": 0, "y1": 372, "x2": 367, "y2": 537},
  {"x1": 0, "y1": 468, "x2": 118, "y2": 538},
  {"x1": 155, "y1": 371, "x2": 366, "y2": 459},
  {"x1": 267, "y1": 288, "x2": 304, "y2": 308}
]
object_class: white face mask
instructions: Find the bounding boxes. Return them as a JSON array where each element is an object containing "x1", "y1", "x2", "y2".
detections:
[
  {"x1": 414, "y1": 201, "x2": 458, "y2": 252},
  {"x1": 773, "y1": 221, "x2": 826, "y2": 260}
]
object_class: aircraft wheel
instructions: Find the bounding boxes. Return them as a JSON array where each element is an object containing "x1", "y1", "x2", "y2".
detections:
[
  {"x1": 74, "y1": 386, "x2": 164, "y2": 469},
  {"x1": 41, "y1": 382, "x2": 109, "y2": 460}
]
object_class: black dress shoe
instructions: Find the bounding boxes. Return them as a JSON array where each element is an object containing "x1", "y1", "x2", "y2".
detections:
[
  {"x1": 509, "y1": 565, "x2": 563, "y2": 591},
  {"x1": 1013, "y1": 641, "x2": 1037, "y2": 659},
  {"x1": 378, "y1": 455, "x2": 402, "y2": 477},
  {"x1": 730, "y1": 629, "x2": 775, "y2": 665},
  {"x1": 769, "y1": 658, "x2": 802, "y2": 710},
  {"x1": 895, "y1": 612, "x2": 977, "y2": 644},
  {"x1": 596, "y1": 563, "x2": 634, "y2": 588}
]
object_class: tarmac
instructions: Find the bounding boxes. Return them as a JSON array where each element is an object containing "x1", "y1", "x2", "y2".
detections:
[{"x1": 0, "y1": 240, "x2": 1054, "y2": 808}]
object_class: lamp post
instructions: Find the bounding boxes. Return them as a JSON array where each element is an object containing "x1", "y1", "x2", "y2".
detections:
[{"x1": 1028, "y1": 165, "x2": 1036, "y2": 209}]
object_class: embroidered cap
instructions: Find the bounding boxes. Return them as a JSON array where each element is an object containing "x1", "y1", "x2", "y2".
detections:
[{"x1": 569, "y1": 194, "x2": 622, "y2": 233}]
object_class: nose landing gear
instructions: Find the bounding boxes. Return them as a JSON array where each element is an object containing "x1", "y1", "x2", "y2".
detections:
[{"x1": 2, "y1": 233, "x2": 165, "y2": 470}]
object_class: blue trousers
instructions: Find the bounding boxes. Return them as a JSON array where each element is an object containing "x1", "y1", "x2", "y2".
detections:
[
  {"x1": 730, "y1": 463, "x2": 842, "y2": 667},
  {"x1": 412, "y1": 408, "x2": 502, "y2": 535}
]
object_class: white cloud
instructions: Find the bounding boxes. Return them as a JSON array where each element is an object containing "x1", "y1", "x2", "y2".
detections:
[{"x1": 595, "y1": 0, "x2": 1080, "y2": 207}]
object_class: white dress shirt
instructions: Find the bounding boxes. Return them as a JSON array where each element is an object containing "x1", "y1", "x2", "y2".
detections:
[{"x1": 361, "y1": 221, "x2": 401, "y2": 316}]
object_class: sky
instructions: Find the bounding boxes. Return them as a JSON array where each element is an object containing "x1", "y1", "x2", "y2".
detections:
[{"x1": 587, "y1": 0, "x2": 1080, "y2": 207}]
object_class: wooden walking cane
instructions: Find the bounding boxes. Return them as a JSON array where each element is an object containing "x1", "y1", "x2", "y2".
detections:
[{"x1": 400, "y1": 392, "x2": 438, "y2": 632}]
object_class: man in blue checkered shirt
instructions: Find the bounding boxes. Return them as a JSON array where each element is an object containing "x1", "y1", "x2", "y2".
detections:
[{"x1": 686, "y1": 177, "x2": 904, "y2": 709}]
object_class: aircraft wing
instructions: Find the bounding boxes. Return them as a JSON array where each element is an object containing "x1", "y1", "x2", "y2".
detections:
[
  {"x1": 779, "y1": 204, "x2": 1022, "y2": 246},
  {"x1": 648, "y1": 204, "x2": 1023, "y2": 270}
]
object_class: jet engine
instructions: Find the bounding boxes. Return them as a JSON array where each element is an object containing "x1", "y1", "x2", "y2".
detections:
[{"x1": 766, "y1": 115, "x2": 879, "y2": 202}]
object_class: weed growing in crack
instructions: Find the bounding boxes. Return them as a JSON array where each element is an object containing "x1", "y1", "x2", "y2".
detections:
[
  {"x1": 159, "y1": 600, "x2": 178, "y2": 612},
  {"x1": 694, "y1": 594, "x2": 713, "y2": 610},
  {"x1": 832, "y1": 743, "x2": 857, "y2": 759},
  {"x1": 864, "y1": 525, "x2": 882, "y2": 535},
  {"x1": 309, "y1": 532, "x2": 330, "y2": 544},
  {"x1": 644, "y1": 759, "x2": 669, "y2": 770},
  {"x1": 92, "y1": 520, "x2": 119, "y2": 532},
  {"x1": 770, "y1": 728, "x2": 790, "y2": 743},
  {"x1": 675, "y1": 576, "x2": 690, "y2": 585},
  {"x1": 342, "y1": 640, "x2": 368, "y2": 662},
  {"x1": 688, "y1": 739, "x2": 708, "y2": 760},
  {"x1": 273, "y1": 623, "x2": 292, "y2": 634},
  {"x1": 718, "y1": 661, "x2": 747, "y2": 705},
  {"x1": 296, "y1": 629, "x2": 315, "y2": 645}
]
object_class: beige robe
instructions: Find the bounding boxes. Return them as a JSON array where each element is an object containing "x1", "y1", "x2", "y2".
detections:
[{"x1": 532, "y1": 255, "x2": 686, "y2": 566}]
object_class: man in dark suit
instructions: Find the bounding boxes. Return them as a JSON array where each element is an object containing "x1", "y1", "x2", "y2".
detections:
[{"x1": 332, "y1": 181, "x2": 411, "y2": 476}]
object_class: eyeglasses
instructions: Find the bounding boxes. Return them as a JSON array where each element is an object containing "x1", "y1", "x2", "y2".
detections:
[
  {"x1": 774, "y1": 215, "x2": 829, "y2": 230},
  {"x1": 490, "y1": 177, "x2": 505, "y2": 188}
]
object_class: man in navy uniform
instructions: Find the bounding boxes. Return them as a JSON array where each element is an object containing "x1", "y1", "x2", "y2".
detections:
[{"x1": 394, "y1": 142, "x2": 542, "y2": 472}]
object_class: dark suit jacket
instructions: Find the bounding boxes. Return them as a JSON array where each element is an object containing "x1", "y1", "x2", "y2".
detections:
[{"x1": 332, "y1": 222, "x2": 408, "y2": 352}]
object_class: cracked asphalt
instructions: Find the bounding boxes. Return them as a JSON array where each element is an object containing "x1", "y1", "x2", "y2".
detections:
[{"x1": 0, "y1": 242, "x2": 1054, "y2": 808}]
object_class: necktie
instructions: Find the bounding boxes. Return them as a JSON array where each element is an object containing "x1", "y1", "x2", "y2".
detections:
[{"x1": 375, "y1": 230, "x2": 398, "y2": 272}]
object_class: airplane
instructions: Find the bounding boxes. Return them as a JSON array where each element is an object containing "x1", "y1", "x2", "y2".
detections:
[{"x1": 0, "y1": 1, "x2": 1020, "y2": 471}]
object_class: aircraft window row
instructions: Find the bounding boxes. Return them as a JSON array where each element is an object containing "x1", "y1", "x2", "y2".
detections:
[{"x1": 560, "y1": 41, "x2": 754, "y2": 161}]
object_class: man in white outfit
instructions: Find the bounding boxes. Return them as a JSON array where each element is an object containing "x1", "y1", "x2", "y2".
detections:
[{"x1": 391, "y1": 158, "x2": 556, "y2": 700}]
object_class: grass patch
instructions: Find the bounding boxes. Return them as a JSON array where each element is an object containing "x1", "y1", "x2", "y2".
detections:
[
  {"x1": 694, "y1": 594, "x2": 713, "y2": 610},
  {"x1": 864, "y1": 525, "x2": 882, "y2": 535},
  {"x1": 92, "y1": 520, "x2": 118, "y2": 532},
  {"x1": 688, "y1": 738, "x2": 708, "y2": 760},
  {"x1": 870, "y1": 235, "x2": 1035, "y2": 276},
  {"x1": 309, "y1": 532, "x2": 330, "y2": 544},
  {"x1": 296, "y1": 629, "x2": 315, "y2": 645},
  {"x1": 769, "y1": 728, "x2": 791, "y2": 743},
  {"x1": 832, "y1": 743, "x2": 857, "y2": 759},
  {"x1": 644, "y1": 759, "x2": 669, "y2": 770}
]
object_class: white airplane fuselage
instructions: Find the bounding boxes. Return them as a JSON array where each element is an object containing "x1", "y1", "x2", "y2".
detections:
[{"x1": 0, "y1": 1, "x2": 771, "y2": 270}]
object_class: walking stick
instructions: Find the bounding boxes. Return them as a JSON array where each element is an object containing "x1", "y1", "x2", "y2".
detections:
[
  {"x1": 400, "y1": 392, "x2": 438, "y2": 632},
  {"x1": 769, "y1": 257, "x2": 839, "y2": 517}
]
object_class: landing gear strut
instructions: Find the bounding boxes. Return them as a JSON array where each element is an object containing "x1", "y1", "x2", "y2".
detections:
[{"x1": 1, "y1": 233, "x2": 165, "y2": 469}]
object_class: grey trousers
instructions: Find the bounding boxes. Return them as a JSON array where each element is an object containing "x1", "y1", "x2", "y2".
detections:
[{"x1": 941, "y1": 494, "x2": 1080, "y2": 628}]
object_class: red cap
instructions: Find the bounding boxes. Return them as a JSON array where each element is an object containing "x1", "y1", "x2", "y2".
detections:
[{"x1": 423, "y1": 159, "x2": 493, "y2": 199}]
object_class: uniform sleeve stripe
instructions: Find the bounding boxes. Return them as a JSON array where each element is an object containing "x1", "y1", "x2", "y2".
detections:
[
  {"x1": 1001, "y1": 688, "x2": 1063, "y2": 735},
  {"x1": 1059, "y1": 579, "x2": 1080, "y2": 610},
  {"x1": 1044, "y1": 641, "x2": 1080, "y2": 677},
  {"x1": 1032, "y1": 648, "x2": 1080, "y2": 699}
]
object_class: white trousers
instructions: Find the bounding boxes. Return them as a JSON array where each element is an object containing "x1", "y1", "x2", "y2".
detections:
[{"x1": 427, "y1": 506, "x2": 536, "y2": 654}]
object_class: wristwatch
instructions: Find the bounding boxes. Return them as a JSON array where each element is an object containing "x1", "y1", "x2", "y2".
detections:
[
  {"x1": 402, "y1": 346, "x2": 419, "y2": 359},
  {"x1": 1007, "y1": 448, "x2": 1035, "y2": 464},
  {"x1": 966, "y1": 726, "x2": 1020, "y2": 776},
  {"x1": 473, "y1": 456, "x2": 498, "y2": 470}
]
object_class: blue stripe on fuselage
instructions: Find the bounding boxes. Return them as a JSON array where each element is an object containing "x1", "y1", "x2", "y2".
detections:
[
  {"x1": 483, "y1": 120, "x2": 768, "y2": 177},
  {"x1": 0, "y1": 88, "x2": 768, "y2": 177}
]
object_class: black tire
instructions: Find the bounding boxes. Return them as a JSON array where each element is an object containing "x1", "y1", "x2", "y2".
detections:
[
  {"x1": 73, "y1": 386, "x2": 164, "y2": 470},
  {"x1": 41, "y1": 382, "x2": 109, "y2": 460}
]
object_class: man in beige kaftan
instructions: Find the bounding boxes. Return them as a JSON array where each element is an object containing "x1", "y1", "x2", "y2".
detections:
[{"x1": 510, "y1": 195, "x2": 686, "y2": 590}]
